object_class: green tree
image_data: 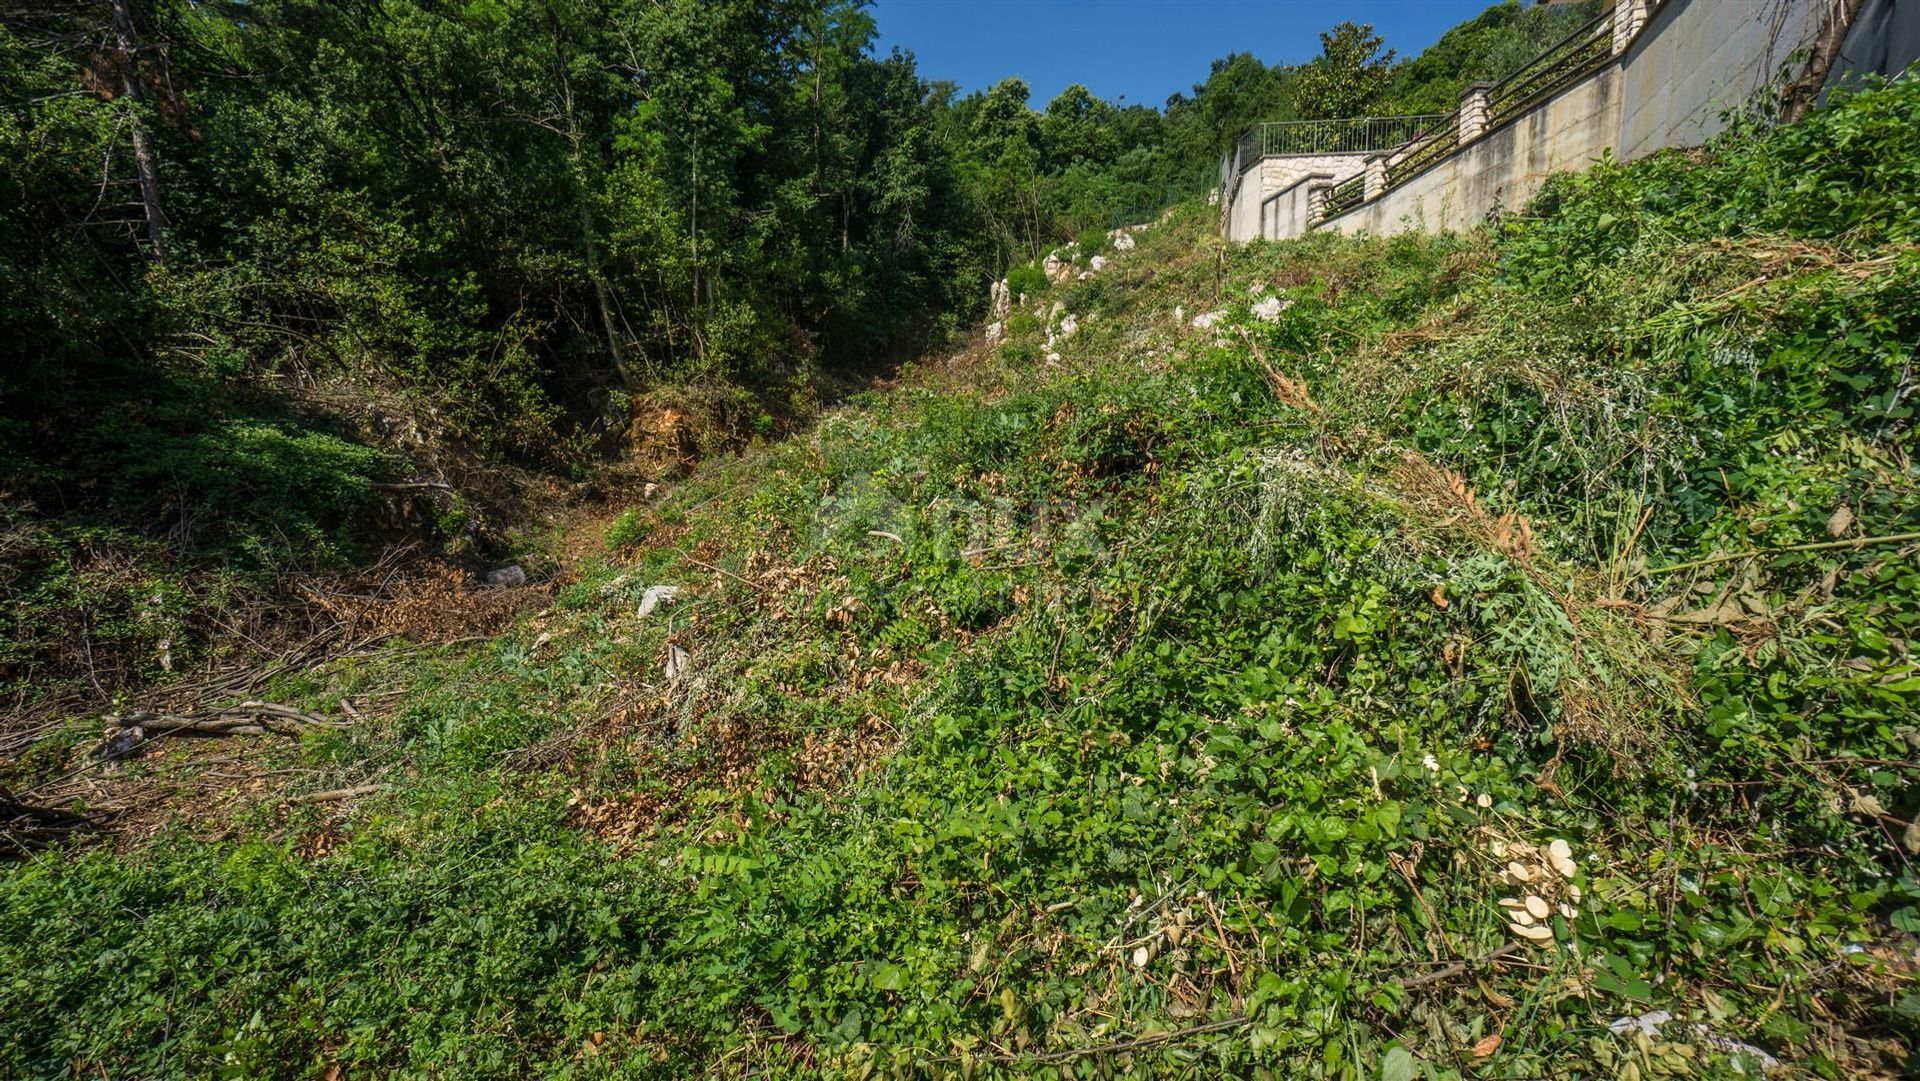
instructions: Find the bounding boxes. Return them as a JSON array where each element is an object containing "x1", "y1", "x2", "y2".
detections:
[
  {"x1": 1293, "y1": 21, "x2": 1396, "y2": 119},
  {"x1": 1040, "y1": 83, "x2": 1119, "y2": 171}
]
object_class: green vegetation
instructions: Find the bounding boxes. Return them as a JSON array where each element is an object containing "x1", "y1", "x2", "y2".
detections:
[
  {"x1": 4, "y1": 70, "x2": 1918, "y2": 1078},
  {"x1": 1, "y1": 0, "x2": 1590, "y2": 705}
]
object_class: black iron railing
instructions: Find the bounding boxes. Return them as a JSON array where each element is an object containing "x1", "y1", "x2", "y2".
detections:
[
  {"x1": 1224, "y1": 3, "x2": 1623, "y2": 218},
  {"x1": 1487, "y1": 8, "x2": 1616, "y2": 129},
  {"x1": 1385, "y1": 122, "x2": 1459, "y2": 188},
  {"x1": 1234, "y1": 115, "x2": 1447, "y2": 164},
  {"x1": 1321, "y1": 174, "x2": 1366, "y2": 220}
]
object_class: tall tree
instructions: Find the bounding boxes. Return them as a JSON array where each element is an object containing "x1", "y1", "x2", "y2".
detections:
[
  {"x1": 1293, "y1": 21, "x2": 1396, "y2": 120},
  {"x1": 1040, "y1": 83, "x2": 1118, "y2": 171},
  {"x1": 107, "y1": 0, "x2": 168, "y2": 264}
]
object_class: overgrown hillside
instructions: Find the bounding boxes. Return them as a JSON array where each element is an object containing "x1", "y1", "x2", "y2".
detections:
[
  {"x1": 5, "y1": 75, "x2": 1920, "y2": 1081},
  {"x1": 0, "y1": 0, "x2": 1606, "y2": 715}
]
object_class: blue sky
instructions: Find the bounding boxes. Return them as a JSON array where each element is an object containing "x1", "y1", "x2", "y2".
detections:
[{"x1": 872, "y1": 0, "x2": 1499, "y2": 109}]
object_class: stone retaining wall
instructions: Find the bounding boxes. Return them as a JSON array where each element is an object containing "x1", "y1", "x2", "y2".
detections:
[
  {"x1": 1227, "y1": 0, "x2": 1907, "y2": 243},
  {"x1": 1321, "y1": 66, "x2": 1618, "y2": 238}
]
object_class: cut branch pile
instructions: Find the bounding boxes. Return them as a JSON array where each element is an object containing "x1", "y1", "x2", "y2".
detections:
[
  {"x1": 1, "y1": 789, "x2": 101, "y2": 855},
  {"x1": 101, "y1": 700, "x2": 344, "y2": 754}
]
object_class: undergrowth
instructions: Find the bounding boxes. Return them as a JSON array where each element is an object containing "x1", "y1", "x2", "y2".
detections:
[{"x1": 4, "y1": 81, "x2": 1920, "y2": 1079}]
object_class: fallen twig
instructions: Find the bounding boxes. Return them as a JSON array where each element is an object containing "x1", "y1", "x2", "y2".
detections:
[
  {"x1": 1396, "y1": 941, "x2": 1525, "y2": 989},
  {"x1": 1, "y1": 790, "x2": 102, "y2": 853},
  {"x1": 932, "y1": 1016, "x2": 1251, "y2": 1066},
  {"x1": 289, "y1": 783, "x2": 386, "y2": 804},
  {"x1": 116, "y1": 700, "x2": 343, "y2": 737},
  {"x1": 1647, "y1": 532, "x2": 1920, "y2": 576}
]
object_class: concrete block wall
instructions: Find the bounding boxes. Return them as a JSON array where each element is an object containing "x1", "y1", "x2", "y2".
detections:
[
  {"x1": 1616, "y1": 0, "x2": 1820, "y2": 158},
  {"x1": 1226, "y1": 153, "x2": 1369, "y2": 242},
  {"x1": 1323, "y1": 67, "x2": 1619, "y2": 238},
  {"x1": 1227, "y1": 0, "x2": 1848, "y2": 244},
  {"x1": 1228, "y1": 173, "x2": 1263, "y2": 242},
  {"x1": 1260, "y1": 174, "x2": 1331, "y2": 241}
]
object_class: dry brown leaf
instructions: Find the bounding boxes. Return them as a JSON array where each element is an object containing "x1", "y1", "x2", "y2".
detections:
[
  {"x1": 1493, "y1": 512, "x2": 1535, "y2": 562},
  {"x1": 1470, "y1": 1033, "x2": 1502, "y2": 1059},
  {"x1": 1828, "y1": 504, "x2": 1854, "y2": 537}
]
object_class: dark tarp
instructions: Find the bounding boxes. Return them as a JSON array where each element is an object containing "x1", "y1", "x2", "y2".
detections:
[{"x1": 1835, "y1": 0, "x2": 1920, "y2": 85}]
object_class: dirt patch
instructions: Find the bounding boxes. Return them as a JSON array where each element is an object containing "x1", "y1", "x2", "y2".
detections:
[
  {"x1": 566, "y1": 710, "x2": 903, "y2": 845},
  {"x1": 298, "y1": 557, "x2": 551, "y2": 645},
  {"x1": 1, "y1": 551, "x2": 558, "y2": 852}
]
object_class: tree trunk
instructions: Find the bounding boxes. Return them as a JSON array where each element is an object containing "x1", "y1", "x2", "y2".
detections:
[
  {"x1": 110, "y1": 0, "x2": 167, "y2": 266},
  {"x1": 582, "y1": 203, "x2": 636, "y2": 387},
  {"x1": 1781, "y1": 0, "x2": 1866, "y2": 125},
  {"x1": 544, "y1": 3, "x2": 635, "y2": 388}
]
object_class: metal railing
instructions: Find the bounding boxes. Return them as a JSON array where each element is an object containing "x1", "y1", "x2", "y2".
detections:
[
  {"x1": 1487, "y1": 8, "x2": 1616, "y2": 129},
  {"x1": 1384, "y1": 8, "x2": 1614, "y2": 190},
  {"x1": 1225, "y1": 2, "x2": 1626, "y2": 222},
  {"x1": 1385, "y1": 123, "x2": 1459, "y2": 188},
  {"x1": 1323, "y1": 173, "x2": 1366, "y2": 219},
  {"x1": 1234, "y1": 115, "x2": 1447, "y2": 164}
]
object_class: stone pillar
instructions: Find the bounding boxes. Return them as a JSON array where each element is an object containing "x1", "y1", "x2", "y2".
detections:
[
  {"x1": 1305, "y1": 180, "x2": 1332, "y2": 224},
  {"x1": 1363, "y1": 154, "x2": 1389, "y2": 201},
  {"x1": 1612, "y1": 0, "x2": 1650, "y2": 54},
  {"x1": 1458, "y1": 83, "x2": 1492, "y2": 144}
]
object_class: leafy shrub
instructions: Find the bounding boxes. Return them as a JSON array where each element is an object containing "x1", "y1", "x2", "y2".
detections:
[
  {"x1": 1074, "y1": 226, "x2": 1111, "y2": 257},
  {"x1": 604, "y1": 507, "x2": 653, "y2": 550},
  {"x1": 1004, "y1": 261, "x2": 1050, "y2": 299}
]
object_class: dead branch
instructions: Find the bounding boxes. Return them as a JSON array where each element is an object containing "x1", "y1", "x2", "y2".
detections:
[
  {"x1": 931, "y1": 1016, "x2": 1252, "y2": 1067},
  {"x1": 1, "y1": 790, "x2": 102, "y2": 854},
  {"x1": 1396, "y1": 941, "x2": 1526, "y2": 989},
  {"x1": 1647, "y1": 531, "x2": 1920, "y2": 576},
  {"x1": 289, "y1": 783, "x2": 386, "y2": 804},
  {"x1": 109, "y1": 700, "x2": 345, "y2": 742},
  {"x1": 131, "y1": 718, "x2": 268, "y2": 735}
]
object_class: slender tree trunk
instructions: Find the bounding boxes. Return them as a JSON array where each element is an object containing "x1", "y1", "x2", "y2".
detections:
[
  {"x1": 581, "y1": 202, "x2": 635, "y2": 387},
  {"x1": 110, "y1": 0, "x2": 166, "y2": 265},
  {"x1": 811, "y1": 20, "x2": 824, "y2": 195},
  {"x1": 1781, "y1": 0, "x2": 1866, "y2": 124},
  {"x1": 689, "y1": 133, "x2": 699, "y2": 324},
  {"x1": 544, "y1": 2, "x2": 634, "y2": 387}
]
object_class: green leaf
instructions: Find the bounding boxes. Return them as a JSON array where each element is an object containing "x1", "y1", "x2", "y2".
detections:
[
  {"x1": 1592, "y1": 970, "x2": 1654, "y2": 1002},
  {"x1": 1381, "y1": 1044, "x2": 1419, "y2": 1081}
]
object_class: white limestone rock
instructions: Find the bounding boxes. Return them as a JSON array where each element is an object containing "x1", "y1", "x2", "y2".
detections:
[
  {"x1": 1089, "y1": 254, "x2": 1108, "y2": 272},
  {"x1": 1192, "y1": 310, "x2": 1226, "y2": 330},
  {"x1": 1251, "y1": 295, "x2": 1291, "y2": 322},
  {"x1": 989, "y1": 278, "x2": 1011, "y2": 320},
  {"x1": 638, "y1": 584, "x2": 682, "y2": 618},
  {"x1": 985, "y1": 321, "x2": 1004, "y2": 343}
]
